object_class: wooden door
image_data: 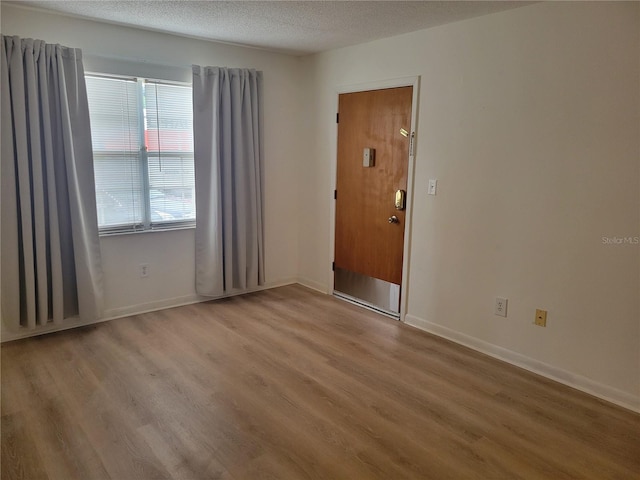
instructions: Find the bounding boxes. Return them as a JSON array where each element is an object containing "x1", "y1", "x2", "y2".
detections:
[{"x1": 334, "y1": 87, "x2": 413, "y2": 286}]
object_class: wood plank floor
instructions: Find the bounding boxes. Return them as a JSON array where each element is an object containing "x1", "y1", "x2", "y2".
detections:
[{"x1": 2, "y1": 284, "x2": 639, "y2": 479}]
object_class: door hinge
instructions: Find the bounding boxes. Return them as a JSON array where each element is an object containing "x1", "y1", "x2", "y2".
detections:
[
  {"x1": 409, "y1": 131, "x2": 415, "y2": 156},
  {"x1": 332, "y1": 261, "x2": 335, "y2": 271},
  {"x1": 336, "y1": 113, "x2": 339, "y2": 123},
  {"x1": 334, "y1": 190, "x2": 337, "y2": 200}
]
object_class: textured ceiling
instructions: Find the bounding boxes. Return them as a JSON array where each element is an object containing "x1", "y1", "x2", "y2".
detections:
[{"x1": 7, "y1": 1, "x2": 534, "y2": 56}]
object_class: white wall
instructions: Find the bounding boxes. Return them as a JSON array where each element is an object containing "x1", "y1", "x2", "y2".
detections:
[
  {"x1": 1, "y1": 5, "x2": 305, "y2": 324},
  {"x1": 301, "y1": 2, "x2": 639, "y2": 410}
]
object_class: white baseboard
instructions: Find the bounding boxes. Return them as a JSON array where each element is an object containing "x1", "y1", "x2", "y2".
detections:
[
  {"x1": 404, "y1": 314, "x2": 640, "y2": 414},
  {"x1": 297, "y1": 277, "x2": 330, "y2": 294},
  {"x1": 1, "y1": 278, "x2": 299, "y2": 343},
  {"x1": 1, "y1": 313, "x2": 113, "y2": 343},
  {"x1": 103, "y1": 277, "x2": 299, "y2": 320},
  {"x1": 103, "y1": 293, "x2": 205, "y2": 321}
]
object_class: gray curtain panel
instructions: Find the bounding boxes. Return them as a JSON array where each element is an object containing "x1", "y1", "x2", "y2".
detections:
[
  {"x1": 192, "y1": 66, "x2": 265, "y2": 296},
  {"x1": 1, "y1": 35, "x2": 103, "y2": 330}
]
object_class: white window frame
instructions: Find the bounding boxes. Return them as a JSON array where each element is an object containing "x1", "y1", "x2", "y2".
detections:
[{"x1": 86, "y1": 72, "x2": 196, "y2": 235}]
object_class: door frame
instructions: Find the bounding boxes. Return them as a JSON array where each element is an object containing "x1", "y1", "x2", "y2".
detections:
[{"x1": 329, "y1": 76, "x2": 420, "y2": 322}]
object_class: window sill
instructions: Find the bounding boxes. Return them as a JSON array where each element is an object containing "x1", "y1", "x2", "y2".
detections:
[{"x1": 99, "y1": 223, "x2": 196, "y2": 237}]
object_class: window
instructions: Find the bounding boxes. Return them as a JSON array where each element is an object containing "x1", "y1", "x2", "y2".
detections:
[{"x1": 85, "y1": 74, "x2": 195, "y2": 232}]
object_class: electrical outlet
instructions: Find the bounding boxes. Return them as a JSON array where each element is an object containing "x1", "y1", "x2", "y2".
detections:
[
  {"x1": 535, "y1": 309, "x2": 547, "y2": 327},
  {"x1": 494, "y1": 297, "x2": 508, "y2": 317},
  {"x1": 139, "y1": 263, "x2": 149, "y2": 278}
]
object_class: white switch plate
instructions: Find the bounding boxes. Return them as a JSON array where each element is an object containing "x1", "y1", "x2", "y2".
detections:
[
  {"x1": 428, "y1": 179, "x2": 437, "y2": 195},
  {"x1": 495, "y1": 297, "x2": 508, "y2": 317}
]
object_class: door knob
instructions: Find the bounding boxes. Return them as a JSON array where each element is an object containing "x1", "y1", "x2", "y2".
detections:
[{"x1": 388, "y1": 215, "x2": 399, "y2": 224}]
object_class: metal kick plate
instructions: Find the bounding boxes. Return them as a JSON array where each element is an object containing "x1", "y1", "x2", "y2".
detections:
[{"x1": 334, "y1": 267, "x2": 400, "y2": 315}]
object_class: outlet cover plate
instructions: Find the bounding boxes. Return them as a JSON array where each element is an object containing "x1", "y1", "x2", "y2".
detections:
[
  {"x1": 495, "y1": 297, "x2": 508, "y2": 317},
  {"x1": 535, "y1": 309, "x2": 547, "y2": 327}
]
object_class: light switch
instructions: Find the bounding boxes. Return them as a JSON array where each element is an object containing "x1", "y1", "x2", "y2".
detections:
[{"x1": 428, "y1": 179, "x2": 437, "y2": 195}]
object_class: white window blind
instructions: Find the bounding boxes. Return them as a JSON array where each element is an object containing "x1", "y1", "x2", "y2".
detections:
[
  {"x1": 144, "y1": 81, "x2": 195, "y2": 223},
  {"x1": 85, "y1": 74, "x2": 195, "y2": 232}
]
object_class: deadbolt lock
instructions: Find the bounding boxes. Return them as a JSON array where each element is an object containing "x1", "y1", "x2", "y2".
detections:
[
  {"x1": 395, "y1": 189, "x2": 406, "y2": 210},
  {"x1": 388, "y1": 215, "x2": 399, "y2": 224}
]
